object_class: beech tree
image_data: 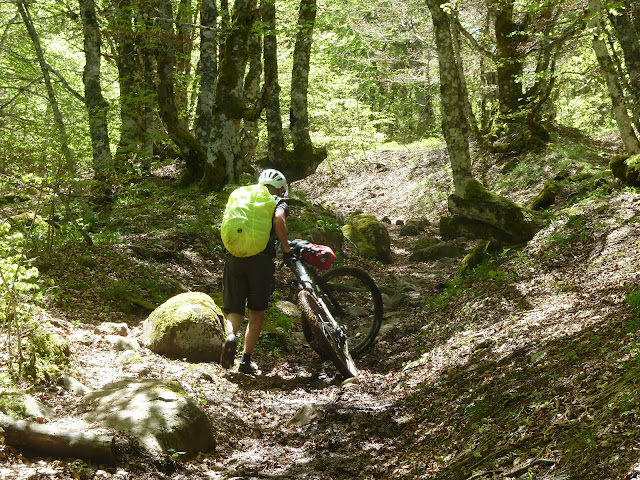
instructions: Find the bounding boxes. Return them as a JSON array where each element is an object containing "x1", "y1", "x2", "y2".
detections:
[
  {"x1": 16, "y1": 1, "x2": 76, "y2": 175},
  {"x1": 588, "y1": 0, "x2": 640, "y2": 155},
  {"x1": 426, "y1": 0, "x2": 543, "y2": 244},
  {"x1": 202, "y1": 0, "x2": 258, "y2": 189},
  {"x1": 79, "y1": 0, "x2": 113, "y2": 183},
  {"x1": 107, "y1": 0, "x2": 139, "y2": 163},
  {"x1": 193, "y1": 0, "x2": 218, "y2": 150},
  {"x1": 606, "y1": 0, "x2": 640, "y2": 134},
  {"x1": 155, "y1": 0, "x2": 207, "y2": 184},
  {"x1": 262, "y1": 0, "x2": 287, "y2": 165}
]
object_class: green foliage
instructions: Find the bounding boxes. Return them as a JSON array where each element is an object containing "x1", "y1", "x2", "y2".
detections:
[{"x1": 624, "y1": 288, "x2": 640, "y2": 333}]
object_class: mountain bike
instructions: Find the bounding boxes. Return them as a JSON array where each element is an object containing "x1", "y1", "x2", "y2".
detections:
[{"x1": 285, "y1": 239, "x2": 384, "y2": 378}]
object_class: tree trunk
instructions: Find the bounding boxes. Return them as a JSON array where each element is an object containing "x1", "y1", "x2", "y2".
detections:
[
  {"x1": 139, "y1": 10, "x2": 157, "y2": 171},
  {"x1": 490, "y1": 0, "x2": 526, "y2": 118},
  {"x1": 175, "y1": 0, "x2": 196, "y2": 129},
  {"x1": 239, "y1": 32, "x2": 262, "y2": 163},
  {"x1": 155, "y1": 0, "x2": 207, "y2": 183},
  {"x1": 451, "y1": 10, "x2": 482, "y2": 144},
  {"x1": 588, "y1": 0, "x2": 640, "y2": 154},
  {"x1": 262, "y1": 0, "x2": 287, "y2": 165},
  {"x1": 194, "y1": 0, "x2": 218, "y2": 150},
  {"x1": 425, "y1": 0, "x2": 473, "y2": 196},
  {"x1": 607, "y1": 0, "x2": 640, "y2": 131},
  {"x1": 0, "y1": 413, "x2": 116, "y2": 463},
  {"x1": 427, "y1": 0, "x2": 543, "y2": 244},
  {"x1": 284, "y1": 0, "x2": 326, "y2": 181},
  {"x1": 110, "y1": 0, "x2": 140, "y2": 164},
  {"x1": 79, "y1": 0, "x2": 114, "y2": 181},
  {"x1": 201, "y1": 0, "x2": 257, "y2": 190},
  {"x1": 17, "y1": 1, "x2": 76, "y2": 175},
  {"x1": 290, "y1": 0, "x2": 316, "y2": 156}
]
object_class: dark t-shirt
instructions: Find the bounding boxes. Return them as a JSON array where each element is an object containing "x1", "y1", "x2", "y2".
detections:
[{"x1": 262, "y1": 196, "x2": 289, "y2": 257}]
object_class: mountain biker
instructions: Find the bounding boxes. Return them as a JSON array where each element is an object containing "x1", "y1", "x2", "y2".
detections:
[{"x1": 220, "y1": 169, "x2": 294, "y2": 374}]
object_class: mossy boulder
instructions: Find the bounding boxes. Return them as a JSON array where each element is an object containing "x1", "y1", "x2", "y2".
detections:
[
  {"x1": 446, "y1": 179, "x2": 544, "y2": 244},
  {"x1": 413, "y1": 236, "x2": 441, "y2": 251},
  {"x1": 304, "y1": 226, "x2": 344, "y2": 253},
  {"x1": 529, "y1": 180, "x2": 561, "y2": 211},
  {"x1": 140, "y1": 292, "x2": 225, "y2": 362},
  {"x1": 24, "y1": 332, "x2": 71, "y2": 382},
  {"x1": 440, "y1": 216, "x2": 515, "y2": 244},
  {"x1": 610, "y1": 155, "x2": 640, "y2": 187},
  {"x1": 342, "y1": 214, "x2": 393, "y2": 264},
  {"x1": 400, "y1": 218, "x2": 431, "y2": 236}
]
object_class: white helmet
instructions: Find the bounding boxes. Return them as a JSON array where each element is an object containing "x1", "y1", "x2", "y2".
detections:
[{"x1": 258, "y1": 169, "x2": 288, "y2": 196}]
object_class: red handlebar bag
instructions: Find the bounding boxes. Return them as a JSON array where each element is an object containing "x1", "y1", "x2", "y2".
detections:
[{"x1": 301, "y1": 243, "x2": 336, "y2": 270}]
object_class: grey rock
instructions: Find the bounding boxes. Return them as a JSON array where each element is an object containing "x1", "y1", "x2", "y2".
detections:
[
  {"x1": 83, "y1": 378, "x2": 215, "y2": 458},
  {"x1": 104, "y1": 335, "x2": 140, "y2": 352},
  {"x1": 94, "y1": 322, "x2": 130, "y2": 336},
  {"x1": 60, "y1": 374, "x2": 92, "y2": 396}
]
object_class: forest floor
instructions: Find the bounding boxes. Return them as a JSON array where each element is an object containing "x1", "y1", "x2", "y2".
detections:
[{"x1": 2, "y1": 128, "x2": 640, "y2": 479}]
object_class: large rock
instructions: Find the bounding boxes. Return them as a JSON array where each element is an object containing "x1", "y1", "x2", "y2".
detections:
[
  {"x1": 140, "y1": 292, "x2": 225, "y2": 362},
  {"x1": 447, "y1": 179, "x2": 544, "y2": 244},
  {"x1": 83, "y1": 379, "x2": 214, "y2": 458},
  {"x1": 342, "y1": 214, "x2": 393, "y2": 264},
  {"x1": 610, "y1": 155, "x2": 640, "y2": 187}
]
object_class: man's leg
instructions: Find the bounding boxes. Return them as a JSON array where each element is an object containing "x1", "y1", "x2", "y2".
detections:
[
  {"x1": 221, "y1": 312, "x2": 244, "y2": 369},
  {"x1": 238, "y1": 309, "x2": 264, "y2": 374},
  {"x1": 243, "y1": 309, "x2": 264, "y2": 354},
  {"x1": 225, "y1": 312, "x2": 244, "y2": 335}
]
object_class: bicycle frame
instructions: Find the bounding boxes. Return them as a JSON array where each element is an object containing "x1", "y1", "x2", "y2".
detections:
[{"x1": 289, "y1": 258, "x2": 344, "y2": 333}]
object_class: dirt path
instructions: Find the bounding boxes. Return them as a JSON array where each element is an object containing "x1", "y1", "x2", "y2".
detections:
[{"x1": 5, "y1": 140, "x2": 640, "y2": 479}]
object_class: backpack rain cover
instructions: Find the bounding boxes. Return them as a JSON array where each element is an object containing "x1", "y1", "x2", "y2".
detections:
[{"x1": 221, "y1": 185, "x2": 276, "y2": 257}]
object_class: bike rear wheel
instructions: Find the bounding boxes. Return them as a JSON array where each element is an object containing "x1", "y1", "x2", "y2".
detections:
[
  {"x1": 319, "y1": 266, "x2": 384, "y2": 357},
  {"x1": 298, "y1": 290, "x2": 358, "y2": 378}
]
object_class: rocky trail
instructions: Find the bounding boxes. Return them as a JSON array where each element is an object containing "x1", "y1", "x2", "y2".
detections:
[{"x1": 3, "y1": 140, "x2": 640, "y2": 479}]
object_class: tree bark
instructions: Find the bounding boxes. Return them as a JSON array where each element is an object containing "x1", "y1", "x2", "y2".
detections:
[
  {"x1": 79, "y1": 0, "x2": 114, "y2": 181},
  {"x1": 0, "y1": 413, "x2": 116, "y2": 463},
  {"x1": 155, "y1": 0, "x2": 207, "y2": 183},
  {"x1": 425, "y1": 0, "x2": 473, "y2": 196},
  {"x1": 290, "y1": 0, "x2": 316, "y2": 156},
  {"x1": 489, "y1": 0, "x2": 526, "y2": 118},
  {"x1": 110, "y1": 0, "x2": 140, "y2": 164},
  {"x1": 588, "y1": 0, "x2": 640, "y2": 154},
  {"x1": 194, "y1": 0, "x2": 218, "y2": 150},
  {"x1": 175, "y1": 0, "x2": 196, "y2": 129},
  {"x1": 202, "y1": 0, "x2": 257, "y2": 189},
  {"x1": 262, "y1": 0, "x2": 286, "y2": 165},
  {"x1": 607, "y1": 0, "x2": 640, "y2": 131},
  {"x1": 451, "y1": 10, "x2": 482, "y2": 144},
  {"x1": 239, "y1": 32, "x2": 262, "y2": 163}
]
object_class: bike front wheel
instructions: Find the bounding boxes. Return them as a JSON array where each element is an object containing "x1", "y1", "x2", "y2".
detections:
[
  {"x1": 319, "y1": 267, "x2": 384, "y2": 357},
  {"x1": 298, "y1": 290, "x2": 358, "y2": 378}
]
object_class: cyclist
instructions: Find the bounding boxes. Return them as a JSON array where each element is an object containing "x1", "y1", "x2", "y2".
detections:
[{"x1": 220, "y1": 169, "x2": 294, "y2": 374}]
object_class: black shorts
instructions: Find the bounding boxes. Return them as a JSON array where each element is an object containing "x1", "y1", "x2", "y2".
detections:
[{"x1": 223, "y1": 253, "x2": 275, "y2": 314}]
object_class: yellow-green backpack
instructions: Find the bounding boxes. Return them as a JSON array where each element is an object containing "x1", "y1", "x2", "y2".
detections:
[{"x1": 220, "y1": 185, "x2": 276, "y2": 257}]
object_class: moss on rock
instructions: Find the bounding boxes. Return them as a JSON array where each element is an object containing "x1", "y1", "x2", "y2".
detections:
[
  {"x1": 448, "y1": 179, "x2": 544, "y2": 244},
  {"x1": 141, "y1": 292, "x2": 225, "y2": 362},
  {"x1": 342, "y1": 214, "x2": 393, "y2": 264},
  {"x1": 610, "y1": 155, "x2": 640, "y2": 187}
]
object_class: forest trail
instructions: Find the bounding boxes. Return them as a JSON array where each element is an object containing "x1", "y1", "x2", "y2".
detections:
[{"x1": 4, "y1": 139, "x2": 640, "y2": 479}]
